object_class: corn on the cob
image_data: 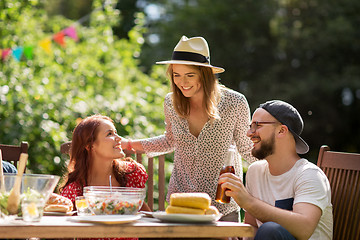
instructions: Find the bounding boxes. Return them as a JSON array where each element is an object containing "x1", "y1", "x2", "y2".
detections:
[
  {"x1": 169, "y1": 192, "x2": 211, "y2": 210},
  {"x1": 165, "y1": 205, "x2": 206, "y2": 215}
]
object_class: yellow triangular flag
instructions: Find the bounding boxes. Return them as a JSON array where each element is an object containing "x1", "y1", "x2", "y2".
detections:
[{"x1": 39, "y1": 38, "x2": 52, "y2": 54}]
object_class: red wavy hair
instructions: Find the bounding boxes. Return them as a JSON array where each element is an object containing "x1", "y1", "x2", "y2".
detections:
[{"x1": 60, "y1": 114, "x2": 135, "y2": 192}]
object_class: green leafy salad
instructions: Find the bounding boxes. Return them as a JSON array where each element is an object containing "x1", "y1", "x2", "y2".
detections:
[{"x1": 0, "y1": 188, "x2": 44, "y2": 216}]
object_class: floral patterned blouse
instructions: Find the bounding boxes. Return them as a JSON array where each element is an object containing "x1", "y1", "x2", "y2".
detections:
[
  {"x1": 61, "y1": 161, "x2": 148, "y2": 240},
  {"x1": 141, "y1": 87, "x2": 256, "y2": 216}
]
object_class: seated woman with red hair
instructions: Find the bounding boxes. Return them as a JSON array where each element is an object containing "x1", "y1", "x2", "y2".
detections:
[{"x1": 59, "y1": 114, "x2": 150, "y2": 240}]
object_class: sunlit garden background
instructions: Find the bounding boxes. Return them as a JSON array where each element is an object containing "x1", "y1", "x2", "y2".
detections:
[{"x1": 1, "y1": 0, "x2": 359, "y2": 208}]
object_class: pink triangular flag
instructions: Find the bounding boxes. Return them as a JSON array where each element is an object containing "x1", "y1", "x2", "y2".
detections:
[
  {"x1": 63, "y1": 26, "x2": 78, "y2": 41},
  {"x1": 53, "y1": 32, "x2": 66, "y2": 47},
  {"x1": 39, "y1": 38, "x2": 52, "y2": 54},
  {"x1": 1, "y1": 48, "x2": 12, "y2": 60}
]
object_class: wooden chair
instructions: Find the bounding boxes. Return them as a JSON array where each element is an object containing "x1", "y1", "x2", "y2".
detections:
[
  {"x1": 317, "y1": 145, "x2": 360, "y2": 240},
  {"x1": 0, "y1": 141, "x2": 29, "y2": 169},
  {"x1": 60, "y1": 141, "x2": 166, "y2": 211}
]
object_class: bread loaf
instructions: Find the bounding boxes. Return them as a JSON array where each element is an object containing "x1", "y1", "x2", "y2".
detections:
[
  {"x1": 44, "y1": 204, "x2": 73, "y2": 213},
  {"x1": 45, "y1": 193, "x2": 73, "y2": 212},
  {"x1": 170, "y1": 192, "x2": 211, "y2": 210},
  {"x1": 165, "y1": 205, "x2": 205, "y2": 215}
]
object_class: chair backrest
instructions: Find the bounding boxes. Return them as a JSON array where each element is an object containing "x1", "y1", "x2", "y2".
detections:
[
  {"x1": 317, "y1": 145, "x2": 360, "y2": 240},
  {"x1": 0, "y1": 141, "x2": 29, "y2": 169},
  {"x1": 60, "y1": 141, "x2": 166, "y2": 211},
  {"x1": 124, "y1": 151, "x2": 166, "y2": 212}
]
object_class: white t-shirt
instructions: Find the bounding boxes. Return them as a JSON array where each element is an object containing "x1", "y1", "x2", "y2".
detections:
[{"x1": 246, "y1": 159, "x2": 333, "y2": 240}]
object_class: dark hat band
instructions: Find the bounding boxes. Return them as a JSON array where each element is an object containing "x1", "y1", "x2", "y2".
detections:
[{"x1": 172, "y1": 51, "x2": 209, "y2": 63}]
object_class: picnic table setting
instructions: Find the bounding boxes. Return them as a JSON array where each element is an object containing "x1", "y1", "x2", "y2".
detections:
[{"x1": 0, "y1": 152, "x2": 255, "y2": 239}]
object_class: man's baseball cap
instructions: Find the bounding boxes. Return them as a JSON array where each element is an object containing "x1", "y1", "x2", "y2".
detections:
[{"x1": 260, "y1": 100, "x2": 309, "y2": 154}]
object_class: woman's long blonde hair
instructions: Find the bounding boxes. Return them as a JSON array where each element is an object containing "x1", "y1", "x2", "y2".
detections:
[{"x1": 167, "y1": 64, "x2": 221, "y2": 121}]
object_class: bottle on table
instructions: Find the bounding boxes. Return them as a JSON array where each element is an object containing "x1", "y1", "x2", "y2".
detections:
[{"x1": 215, "y1": 145, "x2": 236, "y2": 204}]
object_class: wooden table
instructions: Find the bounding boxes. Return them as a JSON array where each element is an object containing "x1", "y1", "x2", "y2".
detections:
[{"x1": 0, "y1": 215, "x2": 255, "y2": 239}]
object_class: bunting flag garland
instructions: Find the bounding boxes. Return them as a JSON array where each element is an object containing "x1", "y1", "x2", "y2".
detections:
[
  {"x1": 1, "y1": 25, "x2": 79, "y2": 61},
  {"x1": 53, "y1": 32, "x2": 66, "y2": 47},
  {"x1": 1, "y1": 48, "x2": 11, "y2": 61},
  {"x1": 0, "y1": 1, "x2": 113, "y2": 62},
  {"x1": 12, "y1": 47, "x2": 24, "y2": 61},
  {"x1": 63, "y1": 26, "x2": 79, "y2": 42},
  {"x1": 39, "y1": 38, "x2": 53, "y2": 55},
  {"x1": 23, "y1": 46, "x2": 34, "y2": 60}
]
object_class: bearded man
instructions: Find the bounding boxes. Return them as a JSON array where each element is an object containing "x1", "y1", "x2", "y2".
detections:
[{"x1": 219, "y1": 100, "x2": 333, "y2": 240}]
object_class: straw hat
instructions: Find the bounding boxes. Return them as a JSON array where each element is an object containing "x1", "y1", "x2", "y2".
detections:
[{"x1": 156, "y1": 36, "x2": 225, "y2": 74}]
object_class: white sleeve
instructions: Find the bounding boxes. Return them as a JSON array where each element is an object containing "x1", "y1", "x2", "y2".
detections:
[{"x1": 294, "y1": 168, "x2": 331, "y2": 211}]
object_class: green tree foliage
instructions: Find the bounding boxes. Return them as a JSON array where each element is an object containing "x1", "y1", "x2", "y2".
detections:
[
  {"x1": 45, "y1": 0, "x2": 93, "y2": 22},
  {"x1": 141, "y1": 0, "x2": 360, "y2": 160},
  {"x1": 45, "y1": 0, "x2": 140, "y2": 40},
  {"x1": 0, "y1": 0, "x2": 169, "y2": 175}
]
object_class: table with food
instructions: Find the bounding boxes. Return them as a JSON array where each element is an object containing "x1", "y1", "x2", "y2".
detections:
[
  {"x1": 0, "y1": 155, "x2": 254, "y2": 239},
  {"x1": 0, "y1": 190, "x2": 254, "y2": 239}
]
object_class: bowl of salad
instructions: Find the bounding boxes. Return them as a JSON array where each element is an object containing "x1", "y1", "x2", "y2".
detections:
[
  {"x1": 83, "y1": 186, "x2": 146, "y2": 215},
  {"x1": 0, "y1": 174, "x2": 60, "y2": 218}
]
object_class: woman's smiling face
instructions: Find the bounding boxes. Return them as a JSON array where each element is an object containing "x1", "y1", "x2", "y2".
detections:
[
  {"x1": 172, "y1": 64, "x2": 203, "y2": 98},
  {"x1": 91, "y1": 120, "x2": 125, "y2": 161}
]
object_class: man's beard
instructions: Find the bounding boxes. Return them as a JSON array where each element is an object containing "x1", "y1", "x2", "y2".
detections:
[{"x1": 251, "y1": 132, "x2": 275, "y2": 160}]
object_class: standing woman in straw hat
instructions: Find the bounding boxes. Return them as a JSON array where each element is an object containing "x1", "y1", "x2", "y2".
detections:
[{"x1": 122, "y1": 36, "x2": 256, "y2": 222}]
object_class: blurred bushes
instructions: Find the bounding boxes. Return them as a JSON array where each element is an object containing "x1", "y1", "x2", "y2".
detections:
[{"x1": 0, "y1": 0, "x2": 169, "y2": 176}]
